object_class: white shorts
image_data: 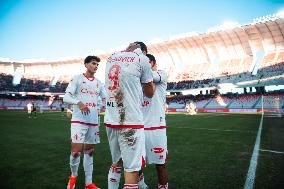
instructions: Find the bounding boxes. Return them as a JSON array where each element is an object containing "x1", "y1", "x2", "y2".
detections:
[
  {"x1": 144, "y1": 129, "x2": 168, "y2": 164},
  {"x1": 71, "y1": 123, "x2": 100, "y2": 144},
  {"x1": 28, "y1": 110, "x2": 32, "y2": 114},
  {"x1": 106, "y1": 127, "x2": 145, "y2": 172}
]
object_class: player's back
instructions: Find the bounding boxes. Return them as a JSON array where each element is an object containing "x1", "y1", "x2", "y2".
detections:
[{"x1": 105, "y1": 50, "x2": 152, "y2": 127}]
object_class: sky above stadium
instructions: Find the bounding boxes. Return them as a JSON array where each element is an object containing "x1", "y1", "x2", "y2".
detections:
[{"x1": 0, "y1": 0, "x2": 284, "y2": 61}]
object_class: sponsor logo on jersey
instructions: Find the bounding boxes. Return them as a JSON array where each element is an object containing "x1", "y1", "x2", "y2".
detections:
[
  {"x1": 142, "y1": 101, "x2": 150, "y2": 107},
  {"x1": 80, "y1": 88, "x2": 99, "y2": 95},
  {"x1": 85, "y1": 102, "x2": 97, "y2": 107}
]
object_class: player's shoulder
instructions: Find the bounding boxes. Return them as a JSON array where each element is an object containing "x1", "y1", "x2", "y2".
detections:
[
  {"x1": 94, "y1": 78, "x2": 104, "y2": 85},
  {"x1": 71, "y1": 74, "x2": 82, "y2": 81},
  {"x1": 157, "y1": 70, "x2": 167, "y2": 75},
  {"x1": 157, "y1": 70, "x2": 168, "y2": 81}
]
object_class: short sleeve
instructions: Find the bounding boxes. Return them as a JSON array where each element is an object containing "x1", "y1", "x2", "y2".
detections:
[{"x1": 140, "y1": 56, "x2": 153, "y2": 84}]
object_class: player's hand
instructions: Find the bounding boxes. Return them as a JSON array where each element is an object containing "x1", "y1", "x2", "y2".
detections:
[
  {"x1": 126, "y1": 43, "x2": 140, "y2": 52},
  {"x1": 78, "y1": 102, "x2": 90, "y2": 115}
]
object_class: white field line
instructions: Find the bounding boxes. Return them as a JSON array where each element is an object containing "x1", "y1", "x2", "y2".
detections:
[
  {"x1": 244, "y1": 112, "x2": 264, "y2": 189},
  {"x1": 169, "y1": 127, "x2": 255, "y2": 133},
  {"x1": 259, "y1": 149, "x2": 284, "y2": 155}
]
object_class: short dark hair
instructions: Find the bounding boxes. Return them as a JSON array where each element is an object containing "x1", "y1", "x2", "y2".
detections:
[
  {"x1": 84, "y1": 56, "x2": 100, "y2": 64},
  {"x1": 146, "y1": 54, "x2": 156, "y2": 64},
  {"x1": 134, "y1": 41, "x2": 147, "y2": 53}
]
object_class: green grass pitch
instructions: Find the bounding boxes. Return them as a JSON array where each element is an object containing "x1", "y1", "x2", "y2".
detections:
[{"x1": 0, "y1": 110, "x2": 283, "y2": 189}]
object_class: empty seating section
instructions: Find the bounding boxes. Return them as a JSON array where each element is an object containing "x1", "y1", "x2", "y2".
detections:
[
  {"x1": 229, "y1": 95, "x2": 260, "y2": 108},
  {"x1": 254, "y1": 94, "x2": 284, "y2": 109},
  {"x1": 195, "y1": 99, "x2": 211, "y2": 108},
  {"x1": 167, "y1": 49, "x2": 283, "y2": 90},
  {"x1": 205, "y1": 95, "x2": 232, "y2": 108},
  {"x1": 0, "y1": 73, "x2": 69, "y2": 92},
  {"x1": 3, "y1": 99, "x2": 22, "y2": 107}
]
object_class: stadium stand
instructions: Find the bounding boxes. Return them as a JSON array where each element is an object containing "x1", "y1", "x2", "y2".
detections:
[
  {"x1": 0, "y1": 15, "x2": 283, "y2": 113},
  {"x1": 228, "y1": 94, "x2": 260, "y2": 108}
]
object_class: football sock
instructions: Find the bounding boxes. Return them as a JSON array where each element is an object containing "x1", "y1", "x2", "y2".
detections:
[
  {"x1": 108, "y1": 165, "x2": 122, "y2": 189},
  {"x1": 123, "y1": 184, "x2": 138, "y2": 189},
  {"x1": 83, "y1": 152, "x2": 93, "y2": 185},
  {"x1": 158, "y1": 183, "x2": 168, "y2": 189},
  {"x1": 70, "y1": 153, "x2": 80, "y2": 177},
  {"x1": 138, "y1": 172, "x2": 148, "y2": 189}
]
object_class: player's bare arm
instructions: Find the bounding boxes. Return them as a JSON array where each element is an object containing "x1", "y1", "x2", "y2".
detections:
[{"x1": 143, "y1": 81, "x2": 155, "y2": 98}]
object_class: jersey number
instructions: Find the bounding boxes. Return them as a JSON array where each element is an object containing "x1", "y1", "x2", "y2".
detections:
[{"x1": 108, "y1": 65, "x2": 121, "y2": 91}]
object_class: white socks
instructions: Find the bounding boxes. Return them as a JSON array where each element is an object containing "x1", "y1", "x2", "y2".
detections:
[
  {"x1": 108, "y1": 165, "x2": 122, "y2": 189},
  {"x1": 70, "y1": 153, "x2": 80, "y2": 176},
  {"x1": 158, "y1": 183, "x2": 168, "y2": 189},
  {"x1": 123, "y1": 184, "x2": 139, "y2": 189},
  {"x1": 138, "y1": 173, "x2": 148, "y2": 189},
  {"x1": 83, "y1": 152, "x2": 94, "y2": 185}
]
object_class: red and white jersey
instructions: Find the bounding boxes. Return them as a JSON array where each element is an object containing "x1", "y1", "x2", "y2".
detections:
[
  {"x1": 64, "y1": 73, "x2": 106, "y2": 126},
  {"x1": 104, "y1": 49, "x2": 153, "y2": 128},
  {"x1": 142, "y1": 70, "x2": 167, "y2": 130}
]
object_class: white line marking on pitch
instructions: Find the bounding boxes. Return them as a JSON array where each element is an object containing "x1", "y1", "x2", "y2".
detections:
[
  {"x1": 259, "y1": 149, "x2": 284, "y2": 155},
  {"x1": 244, "y1": 112, "x2": 264, "y2": 189},
  {"x1": 171, "y1": 127, "x2": 255, "y2": 133}
]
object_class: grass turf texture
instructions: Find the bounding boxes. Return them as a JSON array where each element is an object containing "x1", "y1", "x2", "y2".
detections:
[{"x1": 0, "y1": 110, "x2": 283, "y2": 189}]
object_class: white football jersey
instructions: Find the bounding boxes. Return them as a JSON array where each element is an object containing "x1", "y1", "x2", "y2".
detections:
[
  {"x1": 104, "y1": 49, "x2": 153, "y2": 128},
  {"x1": 64, "y1": 74, "x2": 106, "y2": 126},
  {"x1": 27, "y1": 103, "x2": 32, "y2": 111},
  {"x1": 142, "y1": 70, "x2": 167, "y2": 129}
]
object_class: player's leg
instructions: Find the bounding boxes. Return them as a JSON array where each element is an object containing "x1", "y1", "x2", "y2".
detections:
[
  {"x1": 67, "y1": 142, "x2": 83, "y2": 189},
  {"x1": 28, "y1": 110, "x2": 31, "y2": 118},
  {"x1": 119, "y1": 128, "x2": 145, "y2": 189},
  {"x1": 108, "y1": 159, "x2": 123, "y2": 189},
  {"x1": 67, "y1": 124, "x2": 87, "y2": 189},
  {"x1": 83, "y1": 126, "x2": 100, "y2": 188},
  {"x1": 138, "y1": 130, "x2": 149, "y2": 189},
  {"x1": 106, "y1": 127, "x2": 123, "y2": 189},
  {"x1": 83, "y1": 126, "x2": 100, "y2": 189},
  {"x1": 156, "y1": 163, "x2": 168, "y2": 189},
  {"x1": 138, "y1": 170, "x2": 148, "y2": 189},
  {"x1": 83, "y1": 144, "x2": 101, "y2": 189},
  {"x1": 146, "y1": 129, "x2": 168, "y2": 189},
  {"x1": 70, "y1": 142, "x2": 83, "y2": 176}
]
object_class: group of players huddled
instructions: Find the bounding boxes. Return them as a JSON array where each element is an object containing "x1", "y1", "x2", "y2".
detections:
[{"x1": 63, "y1": 42, "x2": 168, "y2": 189}]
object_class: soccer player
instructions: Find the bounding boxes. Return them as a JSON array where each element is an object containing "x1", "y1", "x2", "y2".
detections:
[
  {"x1": 186, "y1": 102, "x2": 197, "y2": 115},
  {"x1": 105, "y1": 42, "x2": 154, "y2": 189},
  {"x1": 63, "y1": 55, "x2": 105, "y2": 189},
  {"x1": 60, "y1": 101, "x2": 65, "y2": 116},
  {"x1": 139, "y1": 54, "x2": 169, "y2": 189},
  {"x1": 31, "y1": 101, "x2": 37, "y2": 118},
  {"x1": 27, "y1": 102, "x2": 32, "y2": 118}
]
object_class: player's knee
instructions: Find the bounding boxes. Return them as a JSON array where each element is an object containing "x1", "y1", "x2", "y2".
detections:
[
  {"x1": 156, "y1": 164, "x2": 166, "y2": 171},
  {"x1": 83, "y1": 148, "x2": 94, "y2": 156},
  {"x1": 71, "y1": 151, "x2": 81, "y2": 158}
]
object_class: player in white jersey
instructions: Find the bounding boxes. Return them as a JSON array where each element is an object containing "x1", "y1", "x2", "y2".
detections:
[
  {"x1": 63, "y1": 55, "x2": 106, "y2": 189},
  {"x1": 139, "y1": 54, "x2": 168, "y2": 189},
  {"x1": 186, "y1": 101, "x2": 197, "y2": 115},
  {"x1": 105, "y1": 42, "x2": 154, "y2": 189},
  {"x1": 27, "y1": 102, "x2": 32, "y2": 118}
]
